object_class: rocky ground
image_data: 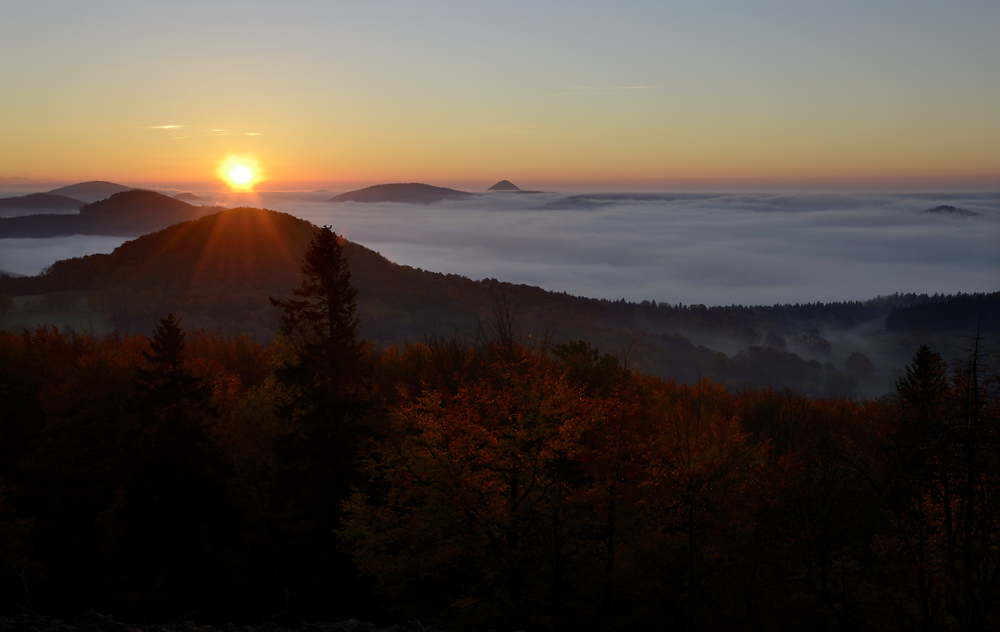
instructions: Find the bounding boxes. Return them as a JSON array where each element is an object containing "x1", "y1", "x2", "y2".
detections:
[{"x1": 0, "y1": 611, "x2": 491, "y2": 632}]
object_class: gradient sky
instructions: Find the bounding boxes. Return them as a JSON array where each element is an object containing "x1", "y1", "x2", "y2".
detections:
[{"x1": 2, "y1": 0, "x2": 998, "y2": 190}]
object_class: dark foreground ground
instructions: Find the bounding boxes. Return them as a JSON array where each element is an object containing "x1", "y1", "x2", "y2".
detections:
[{"x1": 0, "y1": 612, "x2": 498, "y2": 632}]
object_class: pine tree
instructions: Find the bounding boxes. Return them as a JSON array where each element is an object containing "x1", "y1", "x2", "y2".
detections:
[
  {"x1": 135, "y1": 313, "x2": 210, "y2": 426},
  {"x1": 106, "y1": 314, "x2": 229, "y2": 615},
  {"x1": 267, "y1": 227, "x2": 373, "y2": 618},
  {"x1": 270, "y1": 226, "x2": 362, "y2": 422}
]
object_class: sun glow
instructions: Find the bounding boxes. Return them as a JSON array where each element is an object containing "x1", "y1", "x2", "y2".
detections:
[{"x1": 218, "y1": 156, "x2": 262, "y2": 191}]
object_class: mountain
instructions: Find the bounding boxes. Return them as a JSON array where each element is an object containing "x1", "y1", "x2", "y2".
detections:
[
  {"x1": 173, "y1": 192, "x2": 204, "y2": 201},
  {"x1": 0, "y1": 190, "x2": 214, "y2": 238},
  {"x1": 0, "y1": 193, "x2": 83, "y2": 217},
  {"x1": 329, "y1": 183, "x2": 477, "y2": 204},
  {"x1": 47, "y1": 180, "x2": 136, "y2": 203},
  {"x1": 488, "y1": 179, "x2": 521, "y2": 191},
  {"x1": 1, "y1": 207, "x2": 490, "y2": 339},
  {"x1": 2, "y1": 207, "x2": 994, "y2": 398}
]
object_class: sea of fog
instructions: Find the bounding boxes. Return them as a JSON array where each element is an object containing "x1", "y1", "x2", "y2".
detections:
[{"x1": 2, "y1": 190, "x2": 998, "y2": 306}]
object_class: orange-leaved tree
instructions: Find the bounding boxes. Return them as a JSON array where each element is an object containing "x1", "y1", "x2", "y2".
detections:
[{"x1": 342, "y1": 335, "x2": 595, "y2": 630}]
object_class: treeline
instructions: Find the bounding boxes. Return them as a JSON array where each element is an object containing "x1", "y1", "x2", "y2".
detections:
[
  {"x1": 885, "y1": 292, "x2": 1000, "y2": 332},
  {"x1": 1, "y1": 207, "x2": 995, "y2": 402},
  {"x1": 2, "y1": 229, "x2": 999, "y2": 631}
]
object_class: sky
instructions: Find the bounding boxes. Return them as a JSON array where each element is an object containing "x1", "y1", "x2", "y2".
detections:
[{"x1": 2, "y1": 0, "x2": 998, "y2": 190}]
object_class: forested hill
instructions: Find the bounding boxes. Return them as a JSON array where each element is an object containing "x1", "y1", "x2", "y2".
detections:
[
  {"x1": 328, "y1": 183, "x2": 477, "y2": 204},
  {"x1": 1, "y1": 206, "x2": 995, "y2": 397},
  {"x1": 47, "y1": 180, "x2": 134, "y2": 203},
  {"x1": 0, "y1": 192, "x2": 83, "y2": 217},
  {"x1": 0, "y1": 190, "x2": 214, "y2": 238},
  {"x1": 885, "y1": 292, "x2": 1000, "y2": 331}
]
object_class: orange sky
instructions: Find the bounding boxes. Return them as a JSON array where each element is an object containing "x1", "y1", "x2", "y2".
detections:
[{"x1": 2, "y1": 1, "x2": 997, "y2": 191}]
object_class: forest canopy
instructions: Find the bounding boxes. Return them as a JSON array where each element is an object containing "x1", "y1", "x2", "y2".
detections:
[
  {"x1": 2, "y1": 224, "x2": 999, "y2": 630},
  {"x1": 2, "y1": 312, "x2": 998, "y2": 629}
]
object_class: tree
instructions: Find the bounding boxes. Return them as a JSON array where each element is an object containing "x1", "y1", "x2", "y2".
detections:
[
  {"x1": 342, "y1": 336, "x2": 591, "y2": 630},
  {"x1": 270, "y1": 226, "x2": 361, "y2": 413},
  {"x1": 99, "y1": 314, "x2": 229, "y2": 616},
  {"x1": 268, "y1": 226, "x2": 368, "y2": 479},
  {"x1": 882, "y1": 342, "x2": 1000, "y2": 632},
  {"x1": 267, "y1": 227, "x2": 373, "y2": 619}
]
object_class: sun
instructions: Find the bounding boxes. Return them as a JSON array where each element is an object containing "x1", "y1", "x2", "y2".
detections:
[
  {"x1": 230, "y1": 165, "x2": 253, "y2": 185},
  {"x1": 218, "y1": 156, "x2": 262, "y2": 191}
]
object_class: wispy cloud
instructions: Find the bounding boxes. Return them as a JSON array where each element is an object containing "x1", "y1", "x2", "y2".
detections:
[
  {"x1": 147, "y1": 125, "x2": 183, "y2": 130},
  {"x1": 209, "y1": 129, "x2": 261, "y2": 136}
]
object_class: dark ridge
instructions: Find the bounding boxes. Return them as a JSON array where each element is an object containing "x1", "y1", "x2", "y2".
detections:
[
  {"x1": 0, "y1": 190, "x2": 212, "y2": 238},
  {"x1": 1, "y1": 207, "x2": 990, "y2": 398},
  {"x1": 540, "y1": 192, "x2": 727, "y2": 209},
  {"x1": 0, "y1": 192, "x2": 83, "y2": 217},
  {"x1": 47, "y1": 180, "x2": 135, "y2": 203},
  {"x1": 925, "y1": 204, "x2": 979, "y2": 217},
  {"x1": 885, "y1": 292, "x2": 999, "y2": 331},
  {"x1": 488, "y1": 179, "x2": 520, "y2": 191},
  {"x1": 329, "y1": 183, "x2": 477, "y2": 204}
]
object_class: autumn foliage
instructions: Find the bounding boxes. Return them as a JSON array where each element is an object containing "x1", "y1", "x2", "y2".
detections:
[{"x1": 1, "y1": 236, "x2": 998, "y2": 630}]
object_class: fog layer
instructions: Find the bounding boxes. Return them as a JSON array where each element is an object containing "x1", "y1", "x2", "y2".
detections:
[
  {"x1": 2, "y1": 190, "x2": 997, "y2": 305},
  {"x1": 292, "y1": 190, "x2": 1000, "y2": 305}
]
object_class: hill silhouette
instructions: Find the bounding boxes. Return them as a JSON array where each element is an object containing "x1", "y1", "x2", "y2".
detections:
[
  {"x1": 48, "y1": 180, "x2": 135, "y2": 203},
  {"x1": 0, "y1": 190, "x2": 214, "y2": 238},
  {"x1": 926, "y1": 204, "x2": 978, "y2": 217},
  {"x1": 329, "y1": 183, "x2": 477, "y2": 204},
  {"x1": 488, "y1": 179, "x2": 520, "y2": 191},
  {"x1": 0, "y1": 192, "x2": 83, "y2": 217},
  {"x1": 2, "y1": 207, "x2": 995, "y2": 397}
]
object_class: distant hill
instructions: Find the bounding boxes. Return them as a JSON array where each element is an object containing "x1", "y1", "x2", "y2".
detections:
[
  {"x1": 0, "y1": 190, "x2": 214, "y2": 238},
  {"x1": 173, "y1": 192, "x2": 204, "y2": 201},
  {"x1": 48, "y1": 181, "x2": 136, "y2": 203},
  {"x1": 329, "y1": 183, "x2": 477, "y2": 204},
  {"x1": 488, "y1": 180, "x2": 521, "y2": 191},
  {"x1": 541, "y1": 192, "x2": 724, "y2": 210},
  {"x1": 925, "y1": 204, "x2": 978, "y2": 217},
  {"x1": 4, "y1": 206, "x2": 994, "y2": 398},
  {"x1": 0, "y1": 193, "x2": 83, "y2": 217}
]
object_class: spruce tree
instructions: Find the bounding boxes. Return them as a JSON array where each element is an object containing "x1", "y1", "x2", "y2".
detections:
[
  {"x1": 267, "y1": 227, "x2": 373, "y2": 618},
  {"x1": 270, "y1": 225, "x2": 362, "y2": 422},
  {"x1": 108, "y1": 314, "x2": 229, "y2": 615}
]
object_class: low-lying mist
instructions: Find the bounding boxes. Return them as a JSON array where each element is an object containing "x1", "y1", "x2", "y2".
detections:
[
  {"x1": 2, "y1": 189, "x2": 997, "y2": 308},
  {"x1": 0, "y1": 235, "x2": 130, "y2": 277},
  {"x1": 287, "y1": 189, "x2": 1000, "y2": 306}
]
